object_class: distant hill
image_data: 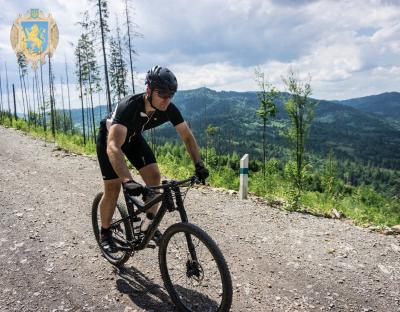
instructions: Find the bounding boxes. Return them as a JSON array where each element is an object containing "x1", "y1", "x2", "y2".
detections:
[
  {"x1": 338, "y1": 92, "x2": 400, "y2": 129},
  {"x1": 173, "y1": 88, "x2": 400, "y2": 169},
  {"x1": 69, "y1": 88, "x2": 400, "y2": 170}
]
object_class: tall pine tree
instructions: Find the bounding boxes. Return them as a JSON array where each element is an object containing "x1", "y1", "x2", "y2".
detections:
[{"x1": 109, "y1": 18, "x2": 128, "y2": 103}]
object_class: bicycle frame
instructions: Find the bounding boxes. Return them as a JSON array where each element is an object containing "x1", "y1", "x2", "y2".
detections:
[{"x1": 117, "y1": 177, "x2": 199, "y2": 262}]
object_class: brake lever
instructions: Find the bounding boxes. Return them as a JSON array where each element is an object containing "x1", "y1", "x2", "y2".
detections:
[
  {"x1": 142, "y1": 186, "x2": 155, "y2": 201},
  {"x1": 192, "y1": 175, "x2": 201, "y2": 185}
]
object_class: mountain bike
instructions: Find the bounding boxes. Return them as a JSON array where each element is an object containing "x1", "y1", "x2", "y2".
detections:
[{"x1": 92, "y1": 175, "x2": 233, "y2": 312}]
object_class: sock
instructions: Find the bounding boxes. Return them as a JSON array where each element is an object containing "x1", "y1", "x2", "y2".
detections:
[{"x1": 101, "y1": 227, "x2": 111, "y2": 236}]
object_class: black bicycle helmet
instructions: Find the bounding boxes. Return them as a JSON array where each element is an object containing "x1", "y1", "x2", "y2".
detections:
[{"x1": 145, "y1": 65, "x2": 178, "y2": 93}]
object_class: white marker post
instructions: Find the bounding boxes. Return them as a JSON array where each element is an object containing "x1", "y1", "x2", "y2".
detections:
[{"x1": 239, "y1": 154, "x2": 249, "y2": 200}]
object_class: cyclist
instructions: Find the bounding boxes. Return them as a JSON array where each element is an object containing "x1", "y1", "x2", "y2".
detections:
[{"x1": 96, "y1": 65, "x2": 209, "y2": 252}]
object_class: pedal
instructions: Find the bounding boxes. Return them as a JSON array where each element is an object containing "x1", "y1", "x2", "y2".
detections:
[
  {"x1": 116, "y1": 245, "x2": 132, "y2": 251},
  {"x1": 113, "y1": 237, "x2": 132, "y2": 251}
]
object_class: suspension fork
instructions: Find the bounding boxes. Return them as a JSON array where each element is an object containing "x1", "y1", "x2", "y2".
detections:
[
  {"x1": 173, "y1": 186, "x2": 188, "y2": 222},
  {"x1": 173, "y1": 186, "x2": 199, "y2": 262}
]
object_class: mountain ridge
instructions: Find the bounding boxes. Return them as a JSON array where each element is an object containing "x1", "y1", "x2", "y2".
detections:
[{"x1": 69, "y1": 88, "x2": 400, "y2": 170}]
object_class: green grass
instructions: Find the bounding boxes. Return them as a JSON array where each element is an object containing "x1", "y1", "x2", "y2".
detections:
[
  {"x1": 0, "y1": 117, "x2": 96, "y2": 155},
  {"x1": 1, "y1": 116, "x2": 399, "y2": 227}
]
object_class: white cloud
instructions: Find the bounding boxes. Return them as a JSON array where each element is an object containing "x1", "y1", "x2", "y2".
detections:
[{"x1": 1, "y1": 0, "x2": 400, "y2": 112}]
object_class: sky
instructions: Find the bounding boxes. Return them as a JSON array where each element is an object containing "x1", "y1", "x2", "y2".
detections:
[{"x1": 1, "y1": 0, "x2": 400, "y2": 111}]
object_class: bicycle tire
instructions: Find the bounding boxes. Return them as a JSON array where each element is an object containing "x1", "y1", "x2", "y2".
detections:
[
  {"x1": 159, "y1": 222, "x2": 233, "y2": 312},
  {"x1": 91, "y1": 192, "x2": 133, "y2": 266}
]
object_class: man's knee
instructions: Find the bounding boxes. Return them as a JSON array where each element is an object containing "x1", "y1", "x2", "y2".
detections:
[
  {"x1": 103, "y1": 179, "x2": 122, "y2": 201},
  {"x1": 149, "y1": 171, "x2": 161, "y2": 184},
  {"x1": 139, "y1": 164, "x2": 161, "y2": 186}
]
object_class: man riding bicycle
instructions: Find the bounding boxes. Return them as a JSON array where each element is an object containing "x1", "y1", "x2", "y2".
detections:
[{"x1": 96, "y1": 65, "x2": 209, "y2": 252}]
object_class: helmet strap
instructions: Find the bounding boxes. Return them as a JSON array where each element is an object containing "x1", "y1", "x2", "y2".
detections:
[{"x1": 146, "y1": 90, "x2": 157, "y2": 110}]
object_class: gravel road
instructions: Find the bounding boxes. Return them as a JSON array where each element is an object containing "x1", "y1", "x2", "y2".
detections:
[{"x1": 0, "y1": 125, "x2": 399, "y2": 312}]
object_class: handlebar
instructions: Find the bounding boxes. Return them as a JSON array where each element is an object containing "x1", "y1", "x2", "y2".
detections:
[
  {"x1": 143, "y1": 175, "x2": 198, "y2": 198},
  {"x1": 124, "y1": 176, "x2": 201, "y2": 200},
  {"x1": 147, "y1": 175, "x2": 200, "y2": 191}
]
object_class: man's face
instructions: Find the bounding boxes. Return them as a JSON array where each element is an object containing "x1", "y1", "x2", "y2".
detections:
[{"x1": 147, "y1": 87, "x2": 174, "y2": 111}]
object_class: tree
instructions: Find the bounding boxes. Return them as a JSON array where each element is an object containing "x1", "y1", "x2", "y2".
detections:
[
  {"x1": 64, "y1": 56, "x2": 74, "y2": 133},
  {"x1": 109, "y1": 17, "x2": 128, "y2": 103},
  {"x1": 255, "y1": 68, "x2": 278, "y2": 178},
  {"x1": 33, "y1": 69, "x2": 42, "y2": 128},
  {"x1": 0, "y1": 69, "x2": 3, "y2": 117},
  {"x1": 283, "y1": 69, "x2": 318, "y2": 209},
  {"x1": 48, "y1": 54, "x2": 56, "y2": 137},
  {"x1": 123, "y1": 0, "x2": 142, "y2": 94},
  {"x1": 39, "y1": 60, "x2": 47, "y2": 134},
  {"x1": 60, "y1": 76, "x2": 67, "y2": 132},
  {"x1": 91, "y1": 0, "x2": 112, "y2": 112},
  {"x1": 77, "y1": 11, "x2": 102, "y2": 142},
  {"x1": 5, "y1": 62, "x2": 12, "y2": 122},
  {"x1": 206, "y1": 123, "x2": 217, "y2": 159},
  {"x1": 74, "y1": 41, "x2": 86, "y2": 145},
  {"x1": 31, "y1": 75, "x2": 37, "y2": 127},
  {"x1": 321, "y1": 150, "x2": 340, "y2": 201},
  {"x1": 17, "y1": 53, "x2": 28, "y2": 122}
]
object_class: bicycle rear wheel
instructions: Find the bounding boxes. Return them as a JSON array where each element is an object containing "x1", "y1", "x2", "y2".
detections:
[
  {"x1": 159, "y1": 222, "x2": 232, "y2": 312},
  {"x1": 92, "y1": 192, "x2": 133, "y2": 266}
]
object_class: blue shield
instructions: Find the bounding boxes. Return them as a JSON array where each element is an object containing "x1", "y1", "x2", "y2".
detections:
[{"x1": 21, "y1": 21, "x2": 48, "y2": 54}]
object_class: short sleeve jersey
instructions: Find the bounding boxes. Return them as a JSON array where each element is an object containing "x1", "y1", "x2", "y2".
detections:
[{"x1": 106, "y1": 93, "x2": 184, "y2": 144}]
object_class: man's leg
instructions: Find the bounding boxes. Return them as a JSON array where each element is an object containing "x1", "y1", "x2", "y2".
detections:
[
  {"x1": 139, "y1": 163, "x2": 161, "y2": 215},
  {"x1": 100, "y1": 178, "x2": 122, "y2": 228}
]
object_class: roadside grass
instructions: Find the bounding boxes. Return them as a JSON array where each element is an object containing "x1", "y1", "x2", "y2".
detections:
[{"x1": 1, "y1": 116, "x2": 399, "y2": 227}]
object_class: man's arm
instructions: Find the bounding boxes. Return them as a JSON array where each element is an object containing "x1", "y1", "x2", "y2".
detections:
[
  {"x1": 107, "y1": 124, "x2": 133, "y2": 182},
  {"x1": 175, "y1": 122, "x2": 203, "y2": 165}
]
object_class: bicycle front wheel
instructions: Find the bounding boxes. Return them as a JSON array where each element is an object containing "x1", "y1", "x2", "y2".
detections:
[
  {"x1": 92, "y1": 192, "x2": 133, "y2": 266},
  {"x1": 159, "y1": 223, "x2": 232, "y2": 312}
]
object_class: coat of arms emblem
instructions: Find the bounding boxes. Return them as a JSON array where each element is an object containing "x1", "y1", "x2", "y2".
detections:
[{"x1": 10, "y1": 9, "x2": 59, "y2": 69}]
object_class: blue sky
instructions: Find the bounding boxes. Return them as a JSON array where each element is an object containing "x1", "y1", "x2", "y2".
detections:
[{"x1": 1, "y1": 0, "x2": 400, "y2": 110}]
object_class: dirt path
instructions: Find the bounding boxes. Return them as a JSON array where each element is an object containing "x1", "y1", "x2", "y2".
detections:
[{"x1": 0, "y1": 125, "x2": 399, "y2": 312}]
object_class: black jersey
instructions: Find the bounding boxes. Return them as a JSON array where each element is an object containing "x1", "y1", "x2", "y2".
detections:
[{"x1": 105, "y1": 93, "x2": 184, "y2": 144}]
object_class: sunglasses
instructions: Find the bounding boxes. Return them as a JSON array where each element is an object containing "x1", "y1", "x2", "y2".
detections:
[{"x1": 154, "y1": 89, "x2": 175, "y2": 99}]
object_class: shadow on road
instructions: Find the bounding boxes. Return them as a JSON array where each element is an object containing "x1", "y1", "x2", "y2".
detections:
[
  {"x1": 114, "y1": 265, "x2": 221, "y2": 311},
  {"x1": 114, "y1": 265, "x2": 177, "y2": 311}
]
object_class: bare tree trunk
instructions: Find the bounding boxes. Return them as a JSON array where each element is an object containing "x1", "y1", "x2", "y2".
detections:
[
  {"x1": 77, "y1": 50, "x2": 86, "y2": 144},
  {"x1": 125, "y1": 0, "x2": 135, "y2": 94},
  {"x1": 52, "y1": 71, "x2": 59, "y2": 132},
  {"x1": 12, "y1": 84, "x2": 17, "y2": 121},
  {"x1": 263, "y1": 118, "x2": 266, "y2": 178},
  {"x1": 24, "y1": 72, "x2": 31, "y2": 126},
  {"x1": 18, "y1": 66, "x2": 27, "y2": 121},
  {"x1": 65, "y1": 57, "x2": 73, "y2": 133},
  {"x1": 34, "y1": 69, "x2": 42, "y2": 128},
  {"x1": 88, "y1": 71, "x2": 97, "y2": 142},
  {"x1": 48, "y1": 55, "x2": 56, "y2": 138},
  {"x1": 85, "y1": 93, "x2": 91, "y2": 143},
  {"x1": 5, "y1": 63, "x2": 12, "y2": 122},
  {"x1": 40, "y1": 61, "x2": 47, "y2": 135},
  {"x1": 116, "y1": 18, "x2": 126, "y2": 99},
  {"x1": 0, "y1": 70, "x2": 3, "y2": 116},
  {"x1": 60, "y1": 76, "x2": 67, "y2": 132},
  {"x1": 98, "y1": 92, "x2": 102, "y2": 119},
  {"x1": 31, "y1": 76, "x2": 37, "y2": 127},
  {"x1": 97, "y1": 0, "x2": 112, "y2": 113},
  {"x1": 204, "y1": 102, "x2": 207, "y2": 164}
]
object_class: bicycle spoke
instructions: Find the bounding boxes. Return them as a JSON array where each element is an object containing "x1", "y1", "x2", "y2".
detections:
[
  {"x1": 164, "y1": 229, "x2": 226, "y2": 312},
  {"x1": 92, "y1": 193, "x2": 132, "y2": 266}
]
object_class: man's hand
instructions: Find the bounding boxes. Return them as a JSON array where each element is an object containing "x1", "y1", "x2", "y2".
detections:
[
  {"x1": 195, "y1": 162, "x2": 209, "y2": 184},
  {"x1": 122, "y1": 180, "x2": 144, "y2": 196}
]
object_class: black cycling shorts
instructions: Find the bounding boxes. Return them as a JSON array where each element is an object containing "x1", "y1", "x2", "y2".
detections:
[{"x1": 96, "y1": 123, "x2": 156, "y2": 180}]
